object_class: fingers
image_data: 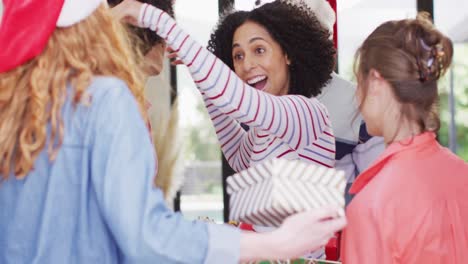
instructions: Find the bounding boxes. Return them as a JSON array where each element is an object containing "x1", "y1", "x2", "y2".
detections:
[
  {"x1": 123, "y1": 17, "x2": 139, "y2": 26},
  {"x1": 307, "y1": 231, "x2": 339, "y2": 252},
  {"x1": 171, "y1": 60, "x2": 184, "y2": 66},
  {"x1": 166, "y1": 51, "x2": 183, "y2": 65},
  {"x1": 306, "y1": 206, "x2": 342, "y2": 222},
  {"x1": 111, "y1": 0, "x2": 143, "y2": 26},
  {"x1": 167, "y1": 53, "x2": 179, "y2": 59},
  {"x1": 110, "y1": 5, "x2": 126, "y2": 21},
  {"x1": 317, "y1": 234, "x2": 334, "y2": 248},
  {"x1": 319, "y1": 216, "x2": 347, "y2": 234}
]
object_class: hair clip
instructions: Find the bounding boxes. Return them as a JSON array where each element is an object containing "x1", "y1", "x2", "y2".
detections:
[
  {"x1": 417, "y1": 59, "x2": 428, "y2": 82},
  {"x1": 420, "y1": 39, "x2": 432, "y2": 51},
  {"x1": 427, "y1": 57, "x2": 434, "y2": 68}
]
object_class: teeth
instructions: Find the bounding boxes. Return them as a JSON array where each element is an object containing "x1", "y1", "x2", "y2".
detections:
[{"x1": 247, "y1": 75, "x2": 267, "y2": 85}]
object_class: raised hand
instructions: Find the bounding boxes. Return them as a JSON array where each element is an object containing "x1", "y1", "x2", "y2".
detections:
[
  {"x1": 166, "y1": 47, "x2": 184, "y2": 66},
  {"x1": 110, "y1": 0, "x2": 142, "y2": 26}
]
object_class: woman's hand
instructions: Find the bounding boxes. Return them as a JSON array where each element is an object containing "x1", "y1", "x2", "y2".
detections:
[
  {"x1": 272, "y1": 207, "x2": 346, "y2": 258},
  {"x1": 166, "y1": 47, "x2": 184, "y2": 66},
  {"x1": 240, "y1": 207, "x2": 346, "y2": 261},
  {"x1": 110, "y1": 0, "x2": 143, "y2": 26}
]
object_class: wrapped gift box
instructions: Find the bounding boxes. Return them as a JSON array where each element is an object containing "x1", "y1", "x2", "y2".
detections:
[{"x1": 227, "y1": 158, "x2": 346, "y2": 227}]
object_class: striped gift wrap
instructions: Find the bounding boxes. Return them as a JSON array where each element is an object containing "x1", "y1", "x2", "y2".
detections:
[{"x1": 227, "y1": 159, "x2": 346, "y2": 227}]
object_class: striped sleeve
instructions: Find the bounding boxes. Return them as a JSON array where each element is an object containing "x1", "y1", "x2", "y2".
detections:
[
  {"x1": 140, "y1": 5, "x2": 331, "y2": 151},
  {"x1": 201, "y1": 91, "x2": 254, "y2": 171}
]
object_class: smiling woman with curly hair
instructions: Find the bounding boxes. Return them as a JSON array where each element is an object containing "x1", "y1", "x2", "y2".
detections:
[
  {"x1": 197, "y1": 2, "x2": 337, "y2": 171},
  {"x1": 149, "y1": 0, "x2": 336, "y2": 173},
  {"x1": 208, "y1": 1, "x2": 336, "y2": 97}
]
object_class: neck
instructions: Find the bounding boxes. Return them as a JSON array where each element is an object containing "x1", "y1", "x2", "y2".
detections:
[
  {"x1": 279, "y1": 84, "x2": 289, "y2": 96},
  {"x1": 383, "y1": 118, "x2": 422, "y2": 146}
]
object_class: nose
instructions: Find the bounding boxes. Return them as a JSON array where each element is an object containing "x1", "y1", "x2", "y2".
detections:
[{"x1": 242, "y1": 54, "x2": 257, "y2": 73}]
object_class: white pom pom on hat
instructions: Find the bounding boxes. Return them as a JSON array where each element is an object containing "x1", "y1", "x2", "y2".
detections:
[
  {"x1": 256, "y1": 0, "x2": 336, "y2": 38},
  {"x1": 284, "y1": 0, "x2": 336, "y2": 37}
]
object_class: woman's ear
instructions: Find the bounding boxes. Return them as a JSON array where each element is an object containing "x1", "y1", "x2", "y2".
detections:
[
  {"x1": 367, "y1": 69, "x2": 383, "y2": 96},
  {"x1": 368, "y1": 68, "x2": 393, "y2": 99},
  {"x1": 285, "y1": 53, "x2": 291, "y2": 66},
  {"x1": 369, "y1": 68, "x2": 383, "y2": 80}
]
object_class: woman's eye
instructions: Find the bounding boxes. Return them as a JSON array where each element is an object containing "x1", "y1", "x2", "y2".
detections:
[
  {"x1": 233, "y1": 53, "x2": 244, "y2": 61},
  {"x1": 255, "y1": 47, "x2": 266, "y2": 54}
]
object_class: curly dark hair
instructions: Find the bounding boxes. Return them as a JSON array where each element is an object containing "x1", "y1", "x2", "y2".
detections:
[
  {"x1": 108, "y1": 0, "x2": 174, "y2": 53},
  {"x1": 207, "y1": 1, "x2": 336, "y2": 97}
]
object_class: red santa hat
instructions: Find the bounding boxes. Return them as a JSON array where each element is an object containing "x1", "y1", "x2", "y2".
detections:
[{"x1": 0, "y1": 0, "x2": 103, "y2": 73}]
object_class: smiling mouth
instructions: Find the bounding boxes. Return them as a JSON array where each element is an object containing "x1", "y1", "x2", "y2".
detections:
[{"x1": 246, "y1": 75, "x2": 268, "y2": 91}]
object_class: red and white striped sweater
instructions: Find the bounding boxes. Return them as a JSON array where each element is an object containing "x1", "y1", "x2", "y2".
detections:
[{"x1": 140, "y1": 5, "x2": 336, "y2": 171}]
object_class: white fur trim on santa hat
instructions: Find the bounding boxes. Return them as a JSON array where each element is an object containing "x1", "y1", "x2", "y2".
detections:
[
  {"x1": 283, "y1": 0, "x2": 336, "y2": 38},
  {"x1": 57, "y1": 0, "x2": 104, "y2": 27}
]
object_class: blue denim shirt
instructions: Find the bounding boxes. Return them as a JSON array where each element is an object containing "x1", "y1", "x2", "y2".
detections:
[{"x1": 0, "y1": 77, "x2": 240, "y2": 264}]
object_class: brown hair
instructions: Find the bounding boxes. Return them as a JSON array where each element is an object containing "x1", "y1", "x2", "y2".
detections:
[
  {"x1": 108, "y1": 0, "x2": 175, "y2": 54},
  {"x1": 0, "y1": 4, "x2": 146, "y2": 179},
  {"x1": 354, "y1": 12, "x2": 453, "y2": 135}
]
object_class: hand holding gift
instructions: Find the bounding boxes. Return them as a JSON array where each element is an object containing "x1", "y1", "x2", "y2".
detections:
[
  {"x1": 232, "y1": 159, "x2": 347, "y2": 261},
  {"x1": 240, "y1": 206, "x2": 345, "y2": 262},
  {"x1": 271, "y1": 207, "x2": 346, "y2": 259},
  {"x1": 227, "y1": 159, "x2": 346, "y2": 227}
]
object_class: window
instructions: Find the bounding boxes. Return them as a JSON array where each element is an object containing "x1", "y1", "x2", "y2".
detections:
[
  {"x1": 435, "y1": 0, "x2": 468, "y2": 160},
  {"x1": 175, "y1": 0, "x2": 225, "y2": 222}
]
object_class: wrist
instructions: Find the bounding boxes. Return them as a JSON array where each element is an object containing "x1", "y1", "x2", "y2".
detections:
[
  {"x1": 239, "y1": 231, "x2": 283, "y2": 262},
  {"x1": 138, "y1": 3, "x2": 149, "y2": 27}
]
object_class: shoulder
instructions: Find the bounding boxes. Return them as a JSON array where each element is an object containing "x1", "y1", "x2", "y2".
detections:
[
  {"x1": 319, "y1": 73, "x2": 356, "y2": 109},
  {"x1": 62, "y1": 76, "x2": 135, "y2": 139},
  {"x1": 369, "y1": 146, "x2": 468, "y2": 207},
  {"x1": 317, "y1": 73, "x2": 362, "y2": 139},
  {"x1": 86, "y1": 76, "x2": 133, "y2": 105},
  {"x1": 78, "y1": 76, "x2": 143, "y2": 134},
  {"x1": 83, "y1": 76, "x2": 142, "y2": 121},
  {"x1": 318, "y1": 73, "x2": 356, "y2": 105},
  {"x1": 321, "y1": 73, "x2": 356, "y2": 97}
]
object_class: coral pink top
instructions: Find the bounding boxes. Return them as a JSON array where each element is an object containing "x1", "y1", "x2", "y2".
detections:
[{"x1": 341, "y1": 132, "x2": 468, "y2": 264}]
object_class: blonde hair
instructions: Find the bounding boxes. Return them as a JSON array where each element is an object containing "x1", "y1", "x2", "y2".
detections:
[{"x1": 0, "y1": 4, "x2": 146, "y2": 179}]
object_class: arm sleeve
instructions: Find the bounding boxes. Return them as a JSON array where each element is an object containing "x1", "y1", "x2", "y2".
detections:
[
  {"x1": 140, "y1": 4, "x2": 332, "y2": 152},
  {"x1": 201, "y1": 91, "x2": 253, "y2": 171},
  {"x1": 342, "y1": 207, "x2": 393, "y2": 264},
  {"x1": 88, "y1": 81, "x2": 240, "y2": 263}
]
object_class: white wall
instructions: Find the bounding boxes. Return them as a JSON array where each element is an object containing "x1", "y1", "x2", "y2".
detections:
[
  {"x1": 435, "y1": 0, "x2": 468, "y2": 43},
  {"x1": 337, "y1": 0, "x2": 417, "y2": 78}
]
